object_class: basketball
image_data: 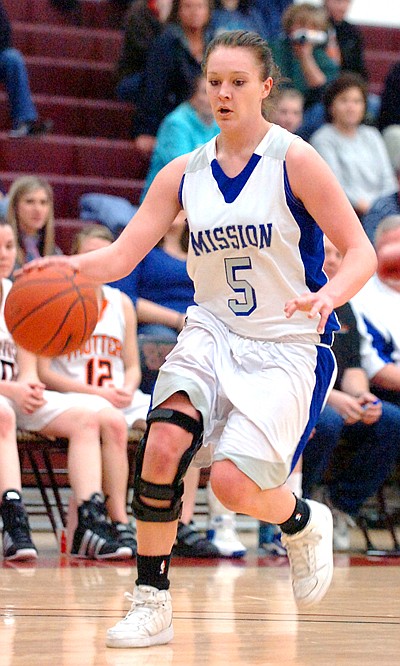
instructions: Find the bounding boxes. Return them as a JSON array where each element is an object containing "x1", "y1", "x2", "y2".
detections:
[
  {"x1": 377, "y1": 242, "x2": 400, "y2": 281},
  {"x1": 4, "y1": 265, "x2": 99, "y2": 356}
]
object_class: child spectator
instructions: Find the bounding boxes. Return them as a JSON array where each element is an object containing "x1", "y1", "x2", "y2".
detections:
[
  {"x1": 5, "y1": 176, "x2": 62, "y2": 271},
  {"x1": 270, "y1": 87, "x2": 304, "y2": 134},
  {"x1": 0, "y1": 219, "x2": 132, "y2": 561}
]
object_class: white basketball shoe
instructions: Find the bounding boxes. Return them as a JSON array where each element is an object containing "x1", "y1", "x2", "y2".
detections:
[
  {"x1": 281, "y1": 499, "x2": 333, "y2": 608},
  {"x1": 106, "y1": 585, "x2": 173, "y2": 648}
]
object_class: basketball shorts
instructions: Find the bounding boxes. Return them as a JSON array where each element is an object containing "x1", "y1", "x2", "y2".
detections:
[
  {"x1": 14, "y1": 391, "x2": 112, "y2": 432},
  {"x1": 152, "y1": 306, "x2": 336, "y2": 490},
  {"x1": 122, "y1": 389, "x2": 151, "y2": 427}
]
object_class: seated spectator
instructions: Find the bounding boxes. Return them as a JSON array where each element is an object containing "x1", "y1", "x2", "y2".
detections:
[
  {"x1": 269, "y1": 87, "x2": 304, "y2": 134},
  {"x1": 140, "y1": 73, "x2": 219, "y2": 201},
  {"x1": 302, "y1": 237, "x2": 400, "y2": 551},
  {"x1": 210, "y1": 0, "x2": 268, "y2": 40},
  {"x1": 113, "y1": 213, "x2": 247, "y2": 558},
  {"x1": 351, "y1": 215, "x2": 400, "y2": 408},
  {"x1": 5, "y1": 176, "x2": 62, "y2": 272},
  {"x1": 310, "y1": 73, "x2": 397, "y2": 221},
  {"x1": 323, "y1": 0, "x2": 379, "y2": 120},
  {"x1": 0, "y1": 219, "x2": 132, "y2": 561},
  {"x1": 131, "y1": 0, "x2": 214, "y2": 155},
  {"x1": 38, "y1": 224, "x2": 152, "y2": 553},
  {"x1": 0, "y1": 2, "x2": 52, "y2": 137},
  {"x1": 270, "y1": 2, "x2": 339, "y2": 140},
  {"x1": 116, "y1": 0, "x2": 172, "y2": 102}
]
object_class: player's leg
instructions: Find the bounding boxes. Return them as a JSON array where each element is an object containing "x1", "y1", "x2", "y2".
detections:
[
  {"x1": 211, "y1": 458, "x2": 333, "y2": 608},
  {"x1": 106, "y1": 391, "x2": 203, "y2": 649},
  {"x1": 173, "y1": 465, "x2": 220, "y2": 557},
  {"x1": 40, "y1": 405, "x2": 131, "y2": 560},
  {"x1": 0, "y1": 399, "x2": 37, "y2": 560},
  {"x1": 97, "y1": 406, "x2": 137, "y2": 554},
  {"x1": 210, "y1": 340, "x2": 336, "y2": 609}
]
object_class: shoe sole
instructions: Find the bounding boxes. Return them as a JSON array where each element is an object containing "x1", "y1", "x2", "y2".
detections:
[
  {"x1": 4, "y1": 548, "x2": 38, "y2": 561},
  {"x1": 106, "y1": 624, "x2": 174, "y2": 648},
  {"x1": 70, "y1": 546, "x2": 132, "y2": 560},
  {"x1": 214, "y1": 548, "x2": 247, "y2": 558},
  {"x1": 295, "y1": 505, "x2": 334, "y2": 609}
]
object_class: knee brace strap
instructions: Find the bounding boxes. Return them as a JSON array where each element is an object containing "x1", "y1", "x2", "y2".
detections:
[{"x1": 132, "y1": 407, "x2": 203, "y2": 523}]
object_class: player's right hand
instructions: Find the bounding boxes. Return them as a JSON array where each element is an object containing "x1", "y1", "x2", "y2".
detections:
[
  {"x1": 15, "y1": 255, "x2": 80, "y2": 277},
  {"x1": 13, "y1": 381, "x2": 47, "y2": 414}
]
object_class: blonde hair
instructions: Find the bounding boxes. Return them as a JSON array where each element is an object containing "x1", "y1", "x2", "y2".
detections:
[
  {"x1": 71, "y1": 223, "x2": 114, "y2": 254},
  {"x1": 6, "y1": 175, "x2": 55, "y2": 267},
  {"x1": 282, "y1": 3, "x2": 328, "y2": 34}
]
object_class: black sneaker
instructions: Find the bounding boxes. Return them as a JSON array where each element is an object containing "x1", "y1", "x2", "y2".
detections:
[
  {"x1": 71, "y1": 493, "x2": 132, "y2": 560},
  {"x1": 173, "y1": 521, "x2": 220, "y2": 558},
  {"x1": 112, "y1": 521, "x2": 137, "y2": 556},
  {"x1": 0, "y1": 490, "x2": 38, "y2": 561}
]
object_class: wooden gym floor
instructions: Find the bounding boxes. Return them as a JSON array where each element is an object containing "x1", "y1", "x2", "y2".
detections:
[{"x1": 1, "y1": 529, "x2": 400, "y2": 666}]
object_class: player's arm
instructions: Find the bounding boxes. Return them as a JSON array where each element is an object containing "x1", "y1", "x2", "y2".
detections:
[
  {"x1": 37, "y1": 356, "x2": 101, "y2": 395},
  {"x1": 120, "y1": 292, "x2": 142, "y2": 394},
  {"x1": 21, "y1": 156, "x2": 188, "y2": 284},
  {"x1": 135, "y1": 298, "x2": 186, "y2": 332},
  {"x1": 284, "y1": 140, "x2": 377, "y2": 330}
]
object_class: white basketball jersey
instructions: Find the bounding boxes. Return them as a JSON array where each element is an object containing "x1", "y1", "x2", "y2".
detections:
[
  {"x1": 182, "y1": 124, "x2": 338, "y2": 345},
  {"x1": 51, "y1": 285, "x2": 126, "y2": 388},
  {"x1": 0, "y1": 278, "x2": 18, "y2": 380}
]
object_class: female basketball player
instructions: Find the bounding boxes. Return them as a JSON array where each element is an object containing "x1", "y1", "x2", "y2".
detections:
[{"x1": 24, "y1": 31, "x2": 377, "y2": 647}]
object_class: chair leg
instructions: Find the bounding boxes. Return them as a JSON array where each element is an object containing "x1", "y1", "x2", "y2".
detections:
[
  {"x1": 26, "y1": 449, "x2": 59, "y2": 537},
  {"x1": 377, "y1": 486, "x2": 400, "y2": 551},
  {"x1": 42, "y1": 447, "x2": 68, "y2": 528}
]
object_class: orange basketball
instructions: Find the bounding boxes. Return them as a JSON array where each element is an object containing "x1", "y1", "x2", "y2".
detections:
[{"x1": 4, "y1": 265, "x2": 99, "y2": 356}]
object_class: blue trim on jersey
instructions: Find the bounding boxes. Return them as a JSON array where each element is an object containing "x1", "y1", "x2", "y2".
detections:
[
  {"x1": 363, "y1": 316, "x2": 395, "y2": 363},
  {"x1": 178, "y1": 174, "x2": 185, "y2": 207},
  {"x1": 283, "y1": 162, "x2": 339, "y2": 345},
  {"x1": 291, "y1": 345, "x2": 336, "y2": 472},
  {"x1": 211, "y1": 153, "x2": 261, "y2": 203}
]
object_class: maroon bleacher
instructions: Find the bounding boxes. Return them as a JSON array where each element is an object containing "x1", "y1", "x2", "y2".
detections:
[
  {"x1": 0, "y1": 0, "x2": 148, "y2": 247},
  {"x1": 0, "y1": 0, "x2": 398, "y2": 252}
]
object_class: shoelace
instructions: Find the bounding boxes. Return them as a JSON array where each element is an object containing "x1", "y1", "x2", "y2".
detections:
[
  {"x1": 121, "y1": 591, "x2": 161, "y2": 623},
  {"x1": 285, "y1": 531, "x2": 322, "y2": 579}
]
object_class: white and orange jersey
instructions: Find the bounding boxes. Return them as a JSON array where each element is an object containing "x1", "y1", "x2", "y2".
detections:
[
  {"x1": 51, "y1": 285, "x2": 126, "y2": 389},
  {"x1": 0, "y1": 278, "x2": 18, "y2": 381}
]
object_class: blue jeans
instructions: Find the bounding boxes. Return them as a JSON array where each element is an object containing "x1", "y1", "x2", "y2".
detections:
[
  {"x1": 302, "y1": 402, "x2": 400, "y2": 516},
  {"x1": 0, "y1": 48, "x2": 37, "y2": 127}
]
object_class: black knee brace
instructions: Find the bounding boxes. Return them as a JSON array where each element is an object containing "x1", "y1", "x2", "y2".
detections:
[{"x1": 131, "y1": 407, "x2": 203, "y2": 523}]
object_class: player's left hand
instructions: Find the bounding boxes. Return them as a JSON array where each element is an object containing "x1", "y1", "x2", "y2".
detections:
[{"x1": 284, "y1": 291, "x2": 334, "y2": 334}]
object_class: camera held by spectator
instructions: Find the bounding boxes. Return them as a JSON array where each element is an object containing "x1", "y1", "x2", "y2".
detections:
[{"x1": 290, "y1": 28, "x2": 328, "y2": 46}]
